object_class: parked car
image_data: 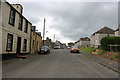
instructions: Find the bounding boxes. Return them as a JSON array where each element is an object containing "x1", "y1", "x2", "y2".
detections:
[
  {"x1": 54, "y1": 45, "x2": 60, "y2": 49},
  {"x1": 38, "y1": 46, "x2": 50, "y2": 54},
  {"x1": 70, "y1": 46, "x2": 80, "y2": 53},
  {"x1": 67, "y1": 46, "x2": 71, "y2": 49}
]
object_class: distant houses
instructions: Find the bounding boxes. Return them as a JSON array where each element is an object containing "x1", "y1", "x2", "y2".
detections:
[
  {"x1": 44, "y1": 37, "x2": 54, "y2": 48},
  {"x1": 74, "y1": 26, "x2": 120, "y2": 48},
  {"x1": 1, "y1": 1, "x2": 42, "y2": 56},
  {"x1": 54, "y1": 40, "x2": 66, "y2": 49}
]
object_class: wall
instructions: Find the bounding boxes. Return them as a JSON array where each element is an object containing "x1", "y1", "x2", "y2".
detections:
[
  {"x1": 115, "y1": 30, "x2": 119, "y2": 36},
  {"x1": 31, "y1": 31, "x2": 42, "y2": 53},
  {"x1": 90, "y1": 33, "x2": 114, "y2": 48},
  {"x1": 80, "y1": 41, "x2": 90, "y2": 47},
  {"x1": 1, "y1": 2, "x2": 31, "y2": 54}
]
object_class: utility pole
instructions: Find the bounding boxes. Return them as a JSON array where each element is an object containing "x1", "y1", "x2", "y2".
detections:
[
  {"x1": 53, "y1": 34, "x2": 55, "y2": 42},
  {"x1": 43, "y1": 18, "x2": 46, "y2": 46}
]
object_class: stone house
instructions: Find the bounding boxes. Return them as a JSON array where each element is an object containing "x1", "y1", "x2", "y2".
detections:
[
  {"x1": 1, "y1": 1, "x2": 32, "y2": 55},
  {"x1": 44, "y1": 37, "x2": 54, "y2": 48},
  {"x1": 90, "y1": 26, "x2": 115, "y2": 48},
  {"x1": 30, "y1": 26, "x2": 42, "y2": 53}
]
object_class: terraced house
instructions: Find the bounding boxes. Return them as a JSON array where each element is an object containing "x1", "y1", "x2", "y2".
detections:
[
  {"x1": 30, "y1": 26, "x2": 42, "y2": 53},
  {"x1": 1, "y1": 1, "x2": 32, "y2": 55}
]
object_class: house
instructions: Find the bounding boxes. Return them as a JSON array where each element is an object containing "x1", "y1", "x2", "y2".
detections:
[
  {"x1": 74, "y1": 41, "x2": 80, "y2": 48},
  {"x1": 1, "y1": 1, "x2": 32, "y2": 55},
  {"x1": 115, "y1": 28, "x2": 119, "y2": 36},
  {"x1": 79, "y1": 37, "x2": 90, "y2": 47},
  {"x1": 74, "y1": 37, "x2": 90, "y2": 48},
  {"x1": 44, "y1": 37, "x2": 54, "y2": 48},
  {"x1": 30, "y1": 26, "x2": 42, "y2": 53},
  {"x1": 54, "y1": 40, "x2": 64, "y2": 48},
  {"x1": 62, "y1": 43, "x2": 67, "y2": 49},
  {"x1": 90, "y1": 26, "x2": 115, "y2": 48},
  {"x1": 115, "y1": 25, "x2": 120, "y2": 37}
]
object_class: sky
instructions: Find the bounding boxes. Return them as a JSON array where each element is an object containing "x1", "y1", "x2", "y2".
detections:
[{"x1": 7, "y1": 0, "x2": 118, "y2": 44}]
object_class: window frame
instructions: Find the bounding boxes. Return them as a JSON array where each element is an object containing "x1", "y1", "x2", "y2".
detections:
[
  {"x1": 24, "y1": 20, "x2": 28, "y2": 33},
  {"x1": 18, "y1": 15, "x2": 23, "y2": 31},
  {"x1": 8, "y1": 7, "x2": 16, "y2": 26},
  {"x1": 23, "y1": 39, "x2": 27, "y2": 51},
  {"x1": 6, "y1": 33, "x2": 13, "y2": 51}
]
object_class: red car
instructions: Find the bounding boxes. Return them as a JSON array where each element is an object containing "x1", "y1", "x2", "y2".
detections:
[{"x1": 70, "y1": 46, "x2": 80, "y2": 53}]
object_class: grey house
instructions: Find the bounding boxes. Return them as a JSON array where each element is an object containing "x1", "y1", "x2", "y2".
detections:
[
  {"x1": 90, "y1": 26, "x2": 115, "y2": 48},
  {"x1": 74, "y1": 37, "x2": 90, "y2": 48}
]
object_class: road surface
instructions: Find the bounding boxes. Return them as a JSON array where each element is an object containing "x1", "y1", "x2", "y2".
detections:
[{"x1": 2, "y1": 49, "x2": 118, "y2": 78}]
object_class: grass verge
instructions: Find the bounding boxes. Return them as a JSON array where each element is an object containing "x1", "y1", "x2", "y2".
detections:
[{"x1": 79, "y1": 47, "x2": 97, "y2": 53}]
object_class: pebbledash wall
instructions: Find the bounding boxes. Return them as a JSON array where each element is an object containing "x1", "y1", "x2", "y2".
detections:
[
  {"x1": 1, "y1": 1, "x2": 32, "y2": 54},
  {"x1": 90, "y1": 33, "x2": 115, "y2": 48}
]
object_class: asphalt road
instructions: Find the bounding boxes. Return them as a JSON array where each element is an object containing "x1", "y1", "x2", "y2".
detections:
[{"x1": 2, "y1": 49, "x2": 118, "y2": 78}]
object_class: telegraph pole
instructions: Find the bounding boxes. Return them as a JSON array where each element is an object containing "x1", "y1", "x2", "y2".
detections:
[
  {"x1": 43, "y1": 18, "x2": 46, "y2": 46},
  {"x1": 53, "y1": 34, "x2": 55, "y2": 42}
]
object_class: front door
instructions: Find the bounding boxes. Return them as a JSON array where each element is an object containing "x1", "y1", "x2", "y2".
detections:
[{"x1": 16, "y1": 36, "x2": 21, "y2": 54}]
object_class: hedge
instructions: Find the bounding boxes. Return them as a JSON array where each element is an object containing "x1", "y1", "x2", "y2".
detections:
[{"x1": 101, "y1": 36, "x2": 120, "y2": 52}]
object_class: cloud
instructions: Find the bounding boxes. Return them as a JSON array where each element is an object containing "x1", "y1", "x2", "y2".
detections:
[{"x1": 7, "y1": 1, "x2": 118, "y2": 43}]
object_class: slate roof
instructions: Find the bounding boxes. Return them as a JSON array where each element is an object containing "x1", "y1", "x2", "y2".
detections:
[
  {"x1": 92, "y1": 26, "x2": 115, "y2": 35},
  {"x1": 115, "y1": 28, "x2": 119, "y2": 31},
  {"x1": 80, "y1": 37, "x2": 90, "y2": 41}
]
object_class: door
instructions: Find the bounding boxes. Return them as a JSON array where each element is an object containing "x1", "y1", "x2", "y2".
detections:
[{"x1": 16, "y1": 36, "x2": 21, "y2": 54}]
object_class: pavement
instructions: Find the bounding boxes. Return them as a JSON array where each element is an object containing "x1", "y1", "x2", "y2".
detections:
[
  {"x1": 82, "y1": 52, "x2": 120, "y2": 73},
  {"x1": 2, "y1": 49, "x2": 118, "y2": 78}
]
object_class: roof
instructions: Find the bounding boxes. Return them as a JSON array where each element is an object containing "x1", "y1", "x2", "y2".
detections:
[
  {"x1": 80, "y1": 37, "x2": 90, "y2": 41},
  {"x1": 5, "y1": 1, "x2": 32, "y2": 25},
  {"x1": 92, "y1": 26, "x2": 115, "y2": 35},
  {"x1": 115, "y1": 28, "x2": 119, "y2": 31}
]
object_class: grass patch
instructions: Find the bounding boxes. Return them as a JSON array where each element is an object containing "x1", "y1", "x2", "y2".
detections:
[
  {"x1": 97, "y1": 50, "x2": 105, "y2": 55},
  {"x1": 79, "y1": 47, "x2": 97, "y2": 53}
]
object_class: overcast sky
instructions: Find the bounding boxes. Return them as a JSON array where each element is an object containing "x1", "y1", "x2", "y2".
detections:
[{"x1": 7, "y1": 0, "x2": 118, "y2": 44}]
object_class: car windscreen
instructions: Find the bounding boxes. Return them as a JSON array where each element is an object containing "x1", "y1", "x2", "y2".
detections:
[{"x1": 41, "y1": 46, "x2": 48, "y2": 49}]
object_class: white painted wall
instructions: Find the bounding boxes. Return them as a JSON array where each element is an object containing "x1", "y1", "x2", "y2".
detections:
[{"x1": 1, "y1": 2, "x2": 31, "y2": 54}]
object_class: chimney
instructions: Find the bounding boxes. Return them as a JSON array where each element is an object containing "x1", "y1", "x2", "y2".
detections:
[
  {"x1": 31, "y1": 26, "x2": 36, "y2": 32},
  {"x1": 11, "y1": 4, "x2": 23, "y2": 14}
]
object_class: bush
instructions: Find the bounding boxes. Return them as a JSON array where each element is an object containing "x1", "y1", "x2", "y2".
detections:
[{"x1": 101, "y1": 36, "x2": 120, "y2": 52}]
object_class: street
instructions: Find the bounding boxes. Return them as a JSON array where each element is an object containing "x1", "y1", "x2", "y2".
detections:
[{"x1": 2, "y1": 49, "x2": 118, "y2": 78}]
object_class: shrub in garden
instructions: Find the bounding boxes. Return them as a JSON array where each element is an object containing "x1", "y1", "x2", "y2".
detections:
[{"x1": 101, "y1": 36, "x2": 120, "y2": 52}]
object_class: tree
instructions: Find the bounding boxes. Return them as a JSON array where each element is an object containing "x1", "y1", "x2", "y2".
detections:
[{"x1": 68, "y1": 42, "x2": 74, "y2": 46}]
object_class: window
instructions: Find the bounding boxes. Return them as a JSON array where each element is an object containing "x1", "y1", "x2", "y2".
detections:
[
  {"x1": 23, "y1": 39, "x2": 27, "y2": 51},
  {"x1": 24, "y1": 20, "x2": 28, "y2": 33},
  {"x1": 9, "y1": 7, "x2": 16, "y2": 26},
  {"x1": 18, "y1": 15, "x2": 23, "y2": 30},
  {"x1": 6, "y1": 33, "x2": 13, "y2": 51}
]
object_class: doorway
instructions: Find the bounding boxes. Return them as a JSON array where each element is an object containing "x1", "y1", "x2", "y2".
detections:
[{"x1": 16, "y1": 36, "x2": 21, "y2": 54}]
